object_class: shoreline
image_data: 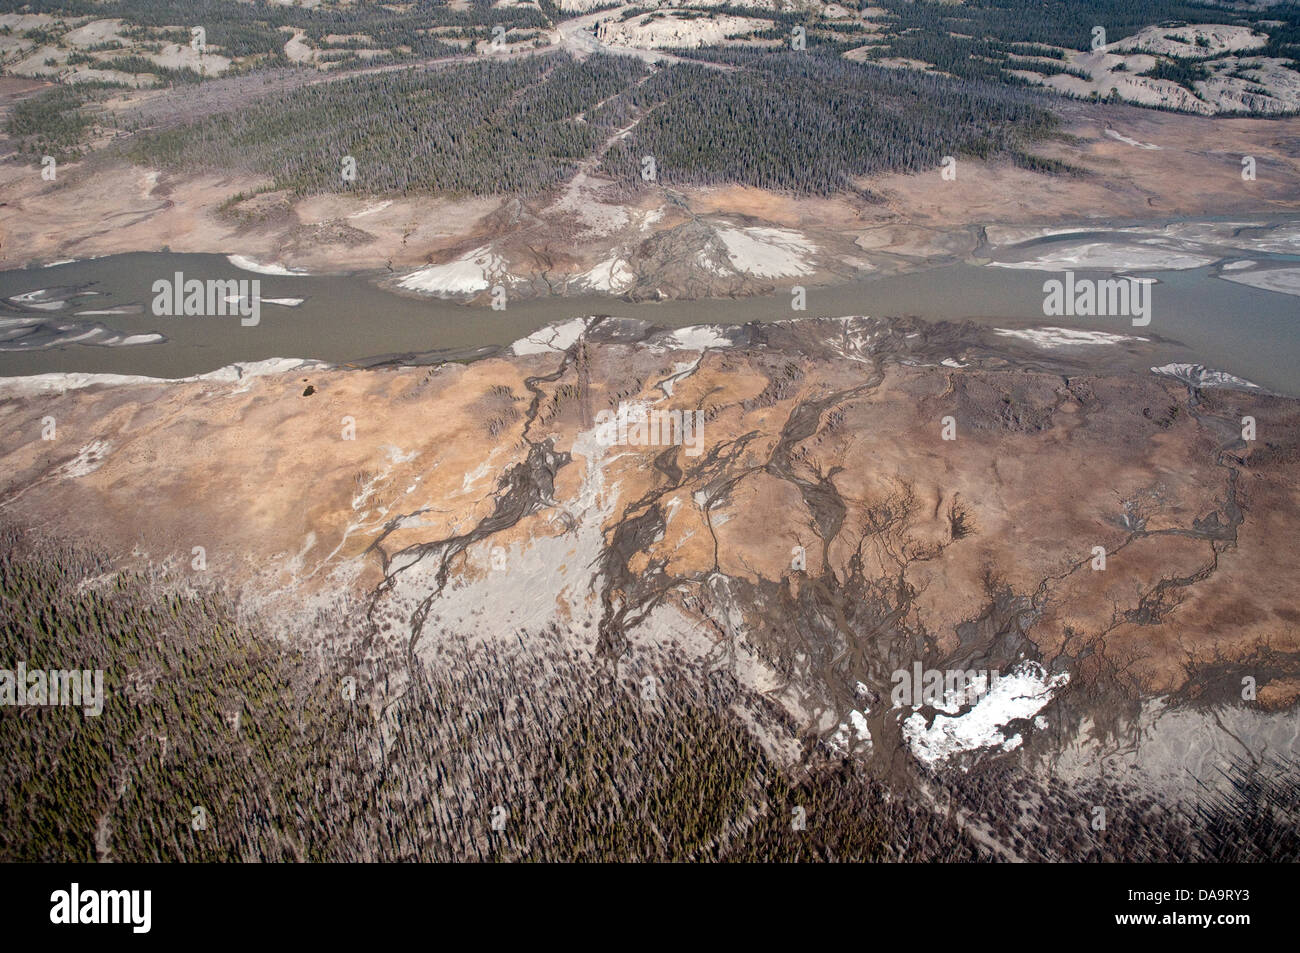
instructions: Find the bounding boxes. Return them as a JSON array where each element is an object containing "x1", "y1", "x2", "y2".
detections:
[
  {"x1": 3, "y1": 252, "x2": 1297, "y2": 393},
  {"x1": 8, "y1": 206, "x2": 1300, "y2": 296},
  {"x1": 0, "y1": 315, "x2": 1270, "y2": 402}
]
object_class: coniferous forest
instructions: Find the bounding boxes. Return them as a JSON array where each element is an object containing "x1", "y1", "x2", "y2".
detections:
[
  {"x1": 4, "y1": 527, "x2": 1297, "y2": 862},
  {"x1": 601, "y1": 50, "x2": 1066, "y2": 194},
  {"x1": 130, "y1": 55, "x2": 650, "y2": 195},
  {"x1": 5, "y1": 0, "x2": 1296, "y2": 195},
  {"x1": 120, "y1": 49, "x2": 1065, "y2": 197}
]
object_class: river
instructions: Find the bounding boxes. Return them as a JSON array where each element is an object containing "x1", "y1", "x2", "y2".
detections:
[{"x1": 2, "y1": 250, "x2": 1297, "y2": 394}]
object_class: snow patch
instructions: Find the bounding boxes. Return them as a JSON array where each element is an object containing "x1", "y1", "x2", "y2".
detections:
[
  {"x1": 829, "y1": 709, "x2": 872, "y2": 754},
  {"x1": 397, "y1": 246, "x2": 509, "y2": 296},
  {"x1": 0, "y1": 357, "x2": 326, "y2": 397},
  {"x1": 902, "y1": 662, "x2": 1068, "y2": 767},
  {"x1": 227, "y1": 255, "x2": 310, "y2": 276},
  {"x1": 1150, "y1": 363, "x2": 1262, "y2": 391},
  {"x1": 664, "y1": 325, "x2": 733, "y2": 351},
  {"x1": 994, "y1": 326, "x2": 1146, "y2": 349},
  {"x1": 348, "y1": 200, "x2": 393, "y2": 219},
  {"x1": 990, "y1": 241, "x2": 1214, "y2": 271},
  {"x1": 509, "y1": 317, "x2": 588, "y2": 356}
]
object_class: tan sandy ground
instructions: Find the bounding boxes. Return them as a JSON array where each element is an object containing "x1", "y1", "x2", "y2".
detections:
[{"x1": 0, "y1": 331, "x2": 1295, "y2": 705}]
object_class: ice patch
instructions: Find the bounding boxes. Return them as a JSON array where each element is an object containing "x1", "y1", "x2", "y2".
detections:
[
  {"x1": 994, "y1": 326, "x2": 1146, "y2": 349},
  {"x1": 990, "y1": 242, "x2": 1214, "y2": 271},
  {"x1": 0, "y1": 357, "x2": 326, "y2": 396},
  {"x1": 397, "y1": 246, "x2": 507, "y2": 296},
  {"x1": 657, "y1": 359, "x2": 700, "y2": 398},
  {"x1": 223, "y1": 294, "x2": 304, "y2": 308},
  {"x1": 1150, "y1": 362, "x2": 1262, "y2": 391},
  {"x1": 9, "y1": 290, "x2": 68, "y2": 310},
  {"x1": 829, "y1": 709, "x2": 872, "y2": 754},
  {"x1": 509, "y1": 317, "x2": 588, "y2": 356},
  {"x1": 664, "y1": 325, "x2": 732, "y2": 351},
  {"x1": 1217, "y1": 265, "x2": 1300, "y2": 298},
  {"x1": 116, "y1": 334, "x2": 165, "y2": 346},
  {"x1": 461, "y1": 460, "x2": 493, "y2": 493},
  {"x1": 227, "y1": 255, "x2": 310, "y2": 276},
  {"x1": 902, "y1": 661, "x2": 1068, "y2": 768}
]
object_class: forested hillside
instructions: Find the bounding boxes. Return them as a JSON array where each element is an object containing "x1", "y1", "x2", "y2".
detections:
[
  {"x1": 6, "y1": 0, "x2": 1294, "y2": 74},
  {"x1": 6, "y1": 0, "x2": 1294, "y2": 195},
  {"x1": 3, "y1": 84, "x2": 94, "y2": 161},
  {"x1": 600, "y1": 50, "x2": 1065, "y2": 194},
  {"x1": 123, "y1": 47, "x2": 1062, "y2": 197},
  {"x1": 2, "y1": 0, "x2": 549, "y2": 61},
  {"x1": 130, "y1": 54, "x2": 648, "y2": 195},
  {"x1": 860, "y1": 0, "x2": 1299, "y2": 86},
  {"x1": 874, "y1": 0, "x2": 1250, "y2": 51}
]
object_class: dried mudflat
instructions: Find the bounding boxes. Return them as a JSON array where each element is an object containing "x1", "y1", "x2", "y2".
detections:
[{"x1": 1, "y1": 315, "x2": 1296, "y2": 785}]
